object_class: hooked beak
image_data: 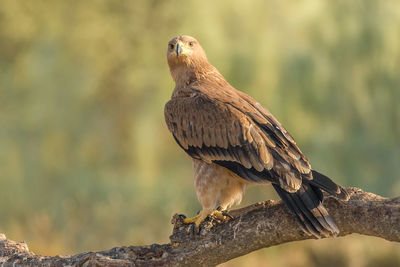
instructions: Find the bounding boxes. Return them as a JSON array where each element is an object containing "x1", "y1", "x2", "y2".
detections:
[{"x1": 176, "y1": 41, "x2": 183, "y2": 57}]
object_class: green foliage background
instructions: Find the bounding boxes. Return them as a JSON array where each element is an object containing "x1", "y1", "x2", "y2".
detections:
[{"x1": 0, "y1": 0, "x2": 399, "y2": 265}]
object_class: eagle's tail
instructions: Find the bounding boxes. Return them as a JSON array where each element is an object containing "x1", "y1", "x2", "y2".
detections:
[
  {"x1": 309, "y1": 170, "x2": 349, "y2": 201},
  {"x1": 273, "y1": 176, "x2": 343, "y2": 238}
]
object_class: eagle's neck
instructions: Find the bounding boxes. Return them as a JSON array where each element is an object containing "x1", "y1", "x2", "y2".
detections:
[
  {"x1": 171, "y1": 65, "x2": 198, "y2": 88},
  {"x1": 171, "y1": 62, "x2": 225, "y2": 89}
]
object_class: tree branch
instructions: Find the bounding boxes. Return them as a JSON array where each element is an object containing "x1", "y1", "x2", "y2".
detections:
[{"x1": 1, "y1": 187, "x2": 399, "y2": 266}]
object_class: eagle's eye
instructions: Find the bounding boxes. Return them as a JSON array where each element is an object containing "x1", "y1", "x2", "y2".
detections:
[
  {"x1": 189, "y1": 41, "x2": 194, "y2": 47},
  {"x1": 169, "y1": 43, "x2": 174, "y2": 50}
]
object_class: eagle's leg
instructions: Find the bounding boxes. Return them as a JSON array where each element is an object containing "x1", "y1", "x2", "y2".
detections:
[{"x1": 187, "y1": 160, "x2": 245, "y2": 228}]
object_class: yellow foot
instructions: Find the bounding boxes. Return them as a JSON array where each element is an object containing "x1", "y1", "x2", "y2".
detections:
[
  {"x1": 210, "y1": 209, "x2": 231, "y2": 222},
  {"x1": 183, "y1": 210, "x2": 209, "y2": 228},
  {"x1": 183, "y1": 209, "x2": 232, "y2": 228}
]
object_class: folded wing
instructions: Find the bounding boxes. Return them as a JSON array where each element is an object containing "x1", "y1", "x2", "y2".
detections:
[{"x1": 164, "y1": 90, "x2": 311, "y2": 192}]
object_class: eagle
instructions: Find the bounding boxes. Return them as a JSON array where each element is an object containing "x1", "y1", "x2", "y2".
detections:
[{"x1": 164, "y1": 35, "x2": 349, "y2": 238}]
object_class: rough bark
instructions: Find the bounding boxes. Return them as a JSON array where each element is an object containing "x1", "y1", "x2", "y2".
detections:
[{"x1": 1, "y1": 187, "x2": 399, "y2": 266}]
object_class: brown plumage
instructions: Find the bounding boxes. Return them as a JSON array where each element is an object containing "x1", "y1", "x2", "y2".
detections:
[{"x1": 165, "y1": 35, "x2": 349, "y2": 238}]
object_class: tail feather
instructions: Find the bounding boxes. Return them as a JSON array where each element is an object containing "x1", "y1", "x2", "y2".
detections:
[
  {"x1": 273, "y1": 184, "x2": 319, "y2": 236},
  {"x1": 273, "y1": 182, "x2": 339, "y2": 238},
  {"x1": 290, "y1": 190, "x2": 334, "y2": 237},
  {"x1": 310, "y1": 170, "x2": 349, "y2": 200},
  {"x1": 296, "y1": 184, "x2": 339, "y2": 233}
]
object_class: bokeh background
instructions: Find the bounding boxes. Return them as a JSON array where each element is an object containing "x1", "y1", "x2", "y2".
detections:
[{"x1": 1, "y1": 0, "x2": 400, "y2": 266}]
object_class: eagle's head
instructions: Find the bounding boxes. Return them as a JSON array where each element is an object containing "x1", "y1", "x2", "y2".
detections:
[{"x1": 167, "y1": 35, "x2": 209, "y2": 76}]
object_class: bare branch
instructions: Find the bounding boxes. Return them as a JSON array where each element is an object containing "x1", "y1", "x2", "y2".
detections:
[{"x1": 1, "y1": 187, "x2": 399, "y2": 266}]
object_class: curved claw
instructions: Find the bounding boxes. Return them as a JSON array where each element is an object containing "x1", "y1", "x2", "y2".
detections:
[
  {"x1": 188, "y1": 223, "x2": 200, "y2": 236},
  {"x1": 222, "y1": 211, "x2": 234, "y2": 220}
]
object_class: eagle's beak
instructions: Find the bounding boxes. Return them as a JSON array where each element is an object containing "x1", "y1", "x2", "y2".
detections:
[{"x1": 176, "y1": 41, "x2": 183, "y2": 57}]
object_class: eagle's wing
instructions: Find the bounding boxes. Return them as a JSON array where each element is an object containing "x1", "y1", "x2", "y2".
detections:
[{"x1": 164, "y1": 89, "x2": 311, "y2": 192}]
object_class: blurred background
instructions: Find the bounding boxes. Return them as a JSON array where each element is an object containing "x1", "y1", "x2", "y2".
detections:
[{"x1": 0, "y1": 0, "x2": 399, "y2": 266}]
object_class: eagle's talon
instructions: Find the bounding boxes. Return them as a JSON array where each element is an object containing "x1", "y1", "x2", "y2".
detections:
[
  {"x1": 210, "y1": 209, "x2": 232, "y2": 223},
  {"x1": 196, "y1": 224, "x2": 202, "y2": 235},
  {"x1": 178, "y1": 214, "x2": 187, "y2": 219},
  {"x1": 183, "y1": 210, "x2": 208, "y2": 228},
  {"x1": 187, "y1": 222, "x2": 202, "y2": 236},
  {"x1": 187, "y1": 223, "x2": 196, "y2": 236},
  {"x1": 183, "y1": 208, "x2": 232, "y2": 236},
  {"x1": 222, "y1": 211, "x2": 234, "y2": 219}
]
